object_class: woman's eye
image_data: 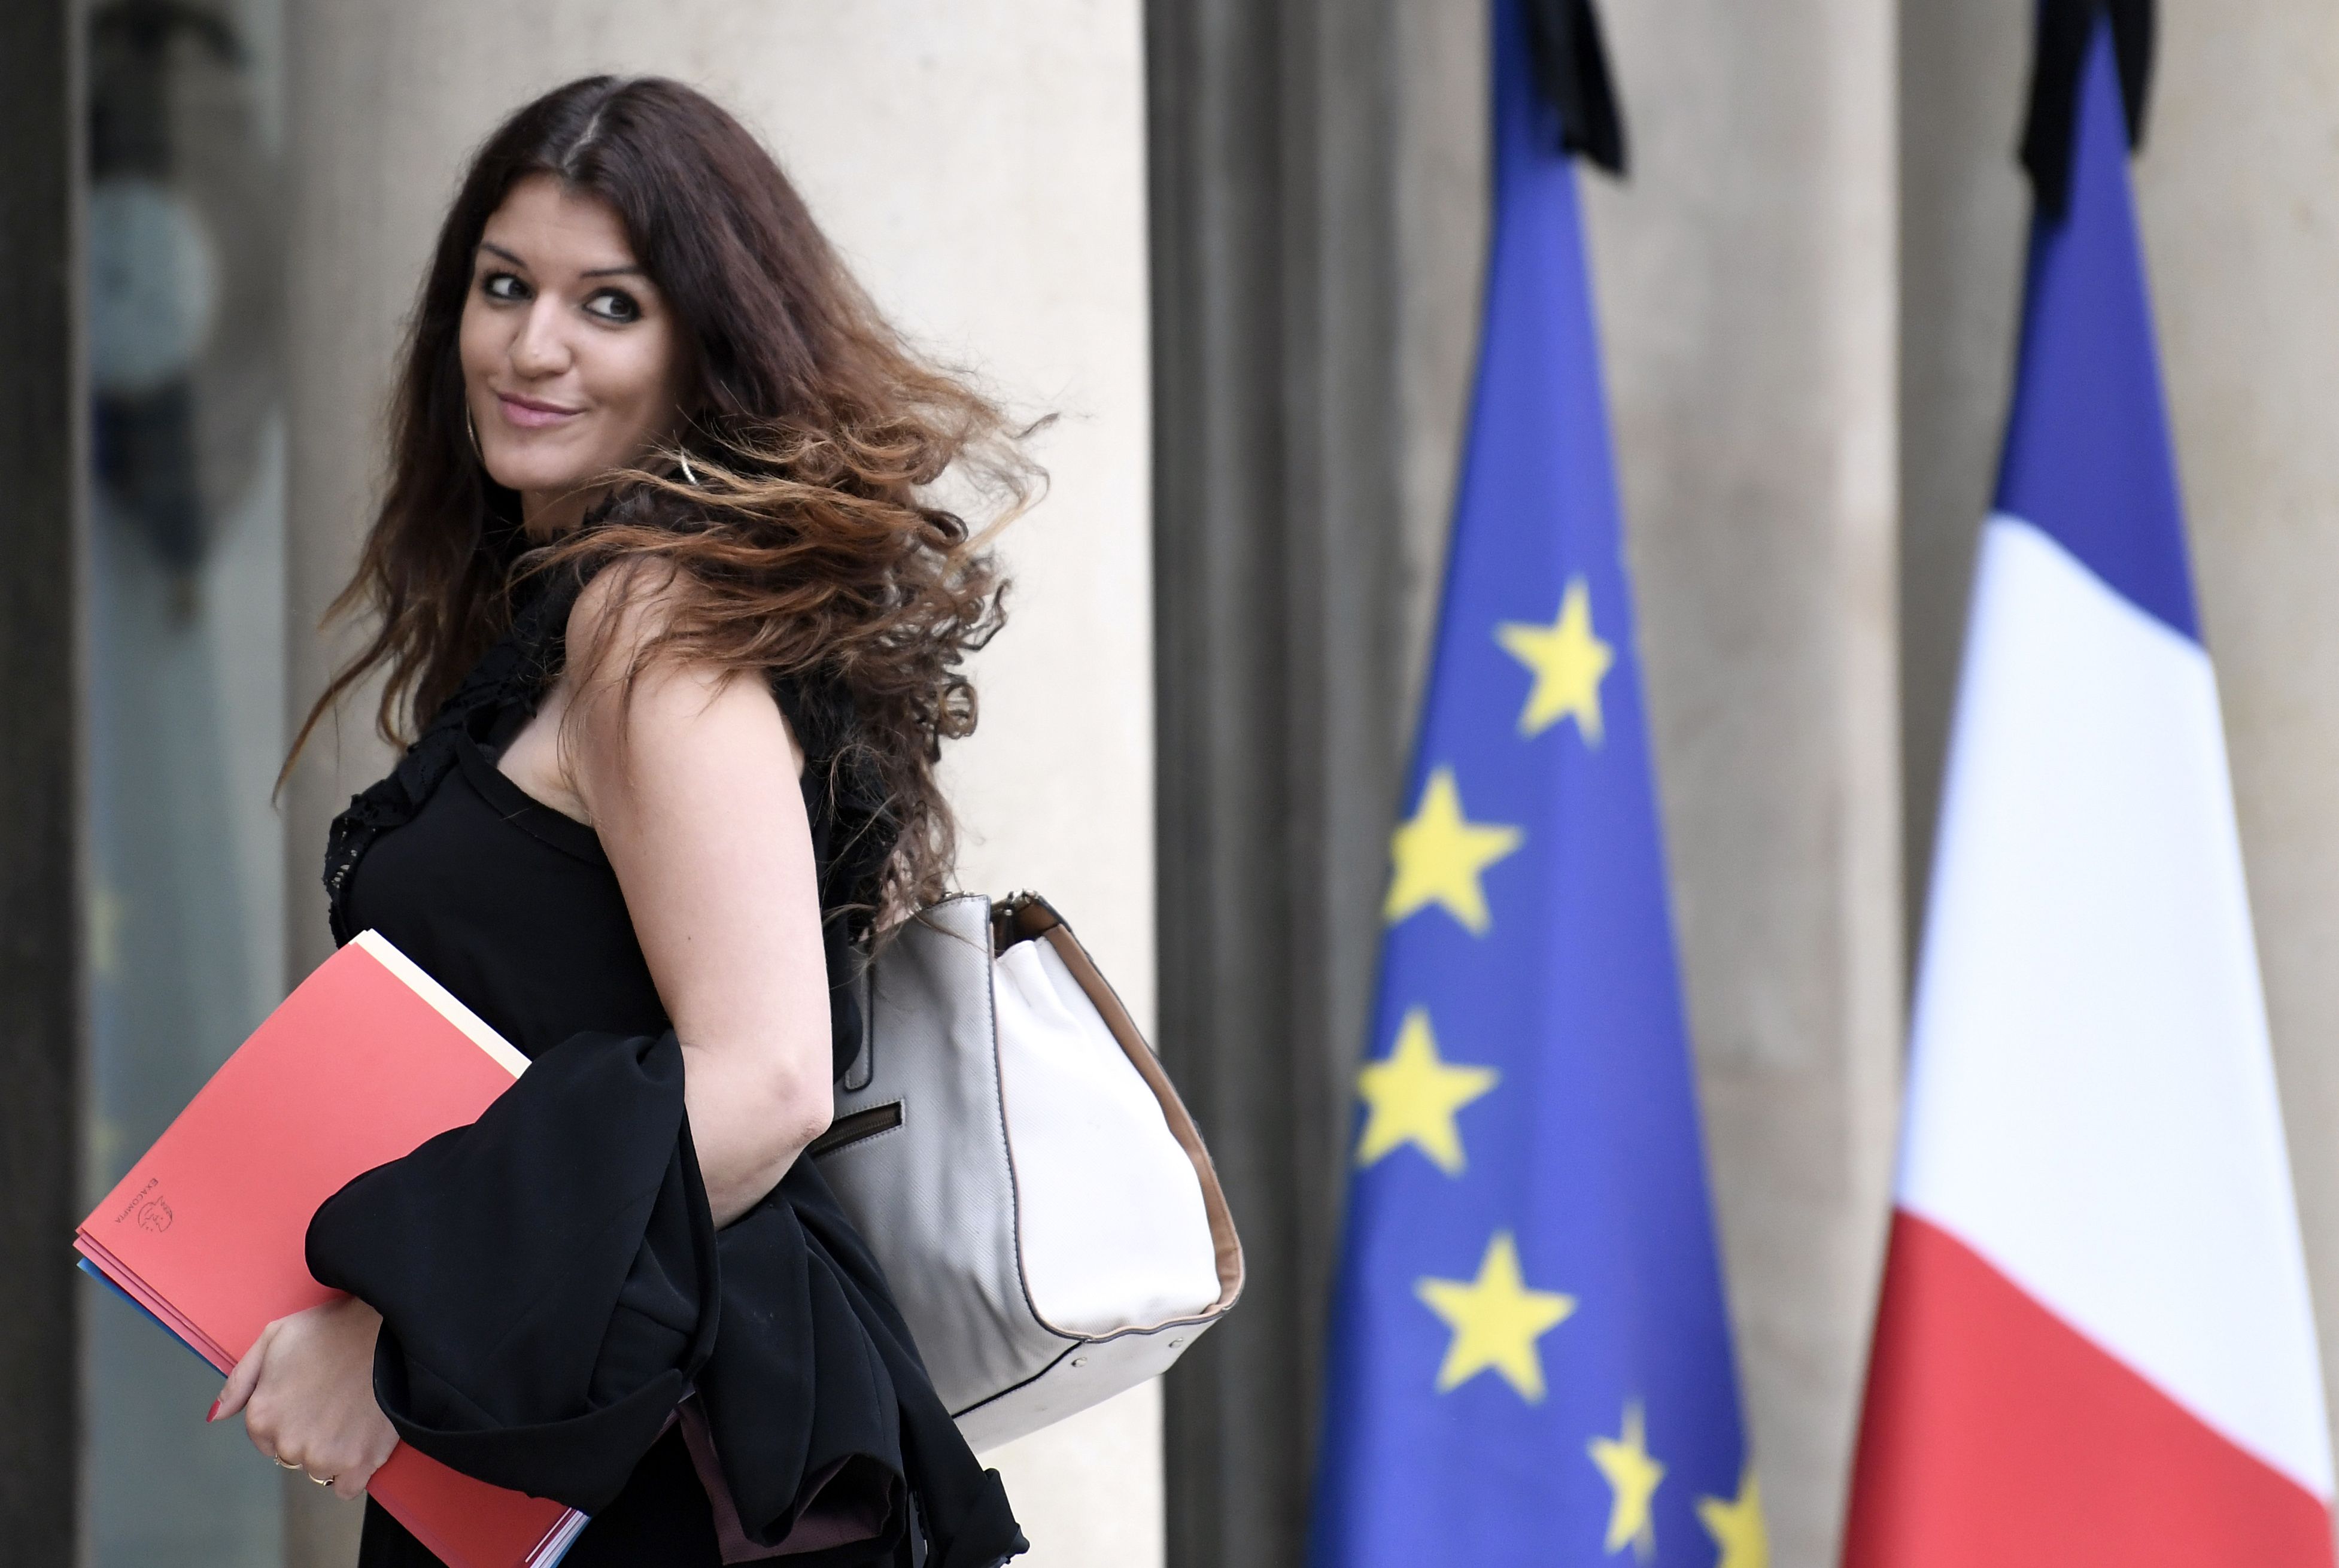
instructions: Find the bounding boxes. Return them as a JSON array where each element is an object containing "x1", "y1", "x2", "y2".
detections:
[
  {"x1": 481, "y1": 272, "x2": 528, "y2": 303},
  {"x1": 585, "y1": 289, "x2": 642, "y2": 324}
]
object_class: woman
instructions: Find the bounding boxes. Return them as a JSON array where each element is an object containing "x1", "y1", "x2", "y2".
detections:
[{"x1": 208, "y1": 76, "x2": 1031, "y2": 1566}]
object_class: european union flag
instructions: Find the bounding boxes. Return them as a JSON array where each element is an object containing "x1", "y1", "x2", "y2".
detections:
[{"x1": 1308, "y1": 4, "x2": 1763, "y2": 1564}]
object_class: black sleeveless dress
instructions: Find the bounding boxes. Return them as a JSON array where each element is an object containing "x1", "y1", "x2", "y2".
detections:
[{"x1": 306, "y1": 570, "x2": 1022, "y2": 1568}]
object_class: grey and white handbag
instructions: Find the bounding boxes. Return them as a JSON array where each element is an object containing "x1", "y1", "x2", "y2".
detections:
[{"x1": 809, "y1": 892, "x2": 1244, "y2": 1452}]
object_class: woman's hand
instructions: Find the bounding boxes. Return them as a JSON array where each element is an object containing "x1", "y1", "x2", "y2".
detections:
[{"x1": 211, "y1": 1294, "x2": 398, "y2": 1500}]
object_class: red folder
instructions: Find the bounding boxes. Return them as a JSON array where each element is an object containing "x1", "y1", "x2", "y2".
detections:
[{"x1": 77, "y1": 931, "x2": 588, "y2": 1568}]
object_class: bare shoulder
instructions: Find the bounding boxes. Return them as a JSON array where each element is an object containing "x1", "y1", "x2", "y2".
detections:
[
  {"x1": 564, "y1": 558, "x2": 703, "y2": 690},
  {"x1": 557, "y1": 560, "x2": 804, "y2": 776}
]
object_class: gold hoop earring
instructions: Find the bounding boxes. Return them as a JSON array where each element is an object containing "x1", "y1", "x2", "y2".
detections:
[
  {"x1": 679, "y1": 451, "x2": 700, "y2": 487},
  {"x1": 465, "y1": 407, "x2": 483, "y2": 462}
]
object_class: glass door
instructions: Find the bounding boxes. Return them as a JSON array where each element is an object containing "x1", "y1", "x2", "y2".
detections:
[{"x1": 81, "y1": 0, "x2": 288, "y2": 1561}]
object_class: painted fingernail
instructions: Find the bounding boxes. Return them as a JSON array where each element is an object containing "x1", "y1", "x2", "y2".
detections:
[{"x1": 205, "y1": 1398, "x2": 220, "y2": 1423}]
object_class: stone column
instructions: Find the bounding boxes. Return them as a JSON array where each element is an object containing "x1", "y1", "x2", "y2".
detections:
[
  {"x1": 1896, "y1": 0, "x2": 2027, "y2": 940},
  {"x1": 0, "y1": 1, "x2": 85, "y2": 1560},
  {"x1": 1147, "y1": 0, "x2": 1412, "y2": 1560},
  {"x1": 281, "y1": 4, "x2": 1156, "y2": 1561}
]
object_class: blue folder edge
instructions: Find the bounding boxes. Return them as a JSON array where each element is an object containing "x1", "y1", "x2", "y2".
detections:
[
  {"x1": 75, "y1": 1257, "x2": 585, "y2": 1564},
  {"x1": 77, "y1": 1256, "x2": 220, "y2": 1374}
]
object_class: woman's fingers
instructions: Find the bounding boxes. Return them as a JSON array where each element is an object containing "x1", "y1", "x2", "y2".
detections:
[
  {"x1": 211, "y1": 1320, "x2": 276, "y2": 1424},
  {"x1": 299, "y1": 1424, "x2": 394, "y2": 1500},
  {"x1": 339, "y1": 1403, "x2": 400, "y2": 1499},
  {"x1": 211, "y1": 1302, "x2": 397, "y2": 1497},
  {"x1": 328, "y1": 1454, "x2": 378, "y2": 1501}
]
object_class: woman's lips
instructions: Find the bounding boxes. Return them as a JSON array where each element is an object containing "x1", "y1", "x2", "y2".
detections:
[{"x1": 496, "y1": 392, "x2": 583, "y2": 430}]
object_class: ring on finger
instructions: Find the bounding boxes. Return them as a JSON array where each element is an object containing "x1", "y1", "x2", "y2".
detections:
[
  {"x1": 309, "y1": 1473, "x2": 335, "y2": 1488},
  {"x1": 274, "y1": 1457, "x2": 300, "y2": 1470}
]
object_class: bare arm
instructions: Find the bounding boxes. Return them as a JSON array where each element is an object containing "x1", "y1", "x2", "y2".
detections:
[{"x1": 560, "y1": 569, "x2": 836, "y2": 1226}]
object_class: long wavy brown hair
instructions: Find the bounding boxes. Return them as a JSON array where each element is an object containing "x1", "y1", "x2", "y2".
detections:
[{"x1": 288, "y1": 75, "x2": 1035, "y2": 928}]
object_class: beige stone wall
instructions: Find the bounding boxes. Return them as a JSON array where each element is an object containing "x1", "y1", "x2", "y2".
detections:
[
  {"x1": 1591, "y1": 8, "x2": 1904, "y2": 1564},
  {"x1": 2137, "y1": 1, "x2": 2339, "y2": 1520},
  {"x1": 279, "y1": 4, "x2": 1155, "y2": 1561}
]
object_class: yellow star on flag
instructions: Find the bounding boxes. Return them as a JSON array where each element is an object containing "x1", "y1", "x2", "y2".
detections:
[
  {"x1": 1697, "y1": 1469, "x2": 1767, "y2": 1568},
  {"x1": 1415, "y1": 1231, "x2": 1575, "y2": 1401},
  {"x1": 1355, "y1": 1009, "x2": 1499, "y2": 1175},
  {"x1": 1588, "y1": 1400, "x2": 1665, "y2": 1559},
  {"x1": 1496, "y1": 576, "x2": 1615, "y2": 743},
  {"x1": 1383, "y1": 767, "x2": 1524, "y2": 935}
]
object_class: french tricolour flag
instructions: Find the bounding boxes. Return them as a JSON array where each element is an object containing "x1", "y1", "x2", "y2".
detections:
[{"x1": 1842, "y1": 20, "x2": 2337, "y2": 1567}]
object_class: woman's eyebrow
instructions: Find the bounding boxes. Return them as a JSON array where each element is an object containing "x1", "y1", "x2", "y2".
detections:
[{"x1": 476, "y1": 240, "x2": 645, "y2": 282}]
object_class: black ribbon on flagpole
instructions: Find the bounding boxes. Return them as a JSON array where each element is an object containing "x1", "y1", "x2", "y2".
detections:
[
  {"x1": 2021, "y1": 0, "x2": 2155, "y2": 218},
  {"x1": 1522, "y1": 0, "x2": 1627, "y2": 175}
]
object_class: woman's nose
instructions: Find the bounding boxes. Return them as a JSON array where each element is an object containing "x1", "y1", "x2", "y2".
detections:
[{"x1": 509, "y1": 300, "x2": 572, "y2": 378}]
